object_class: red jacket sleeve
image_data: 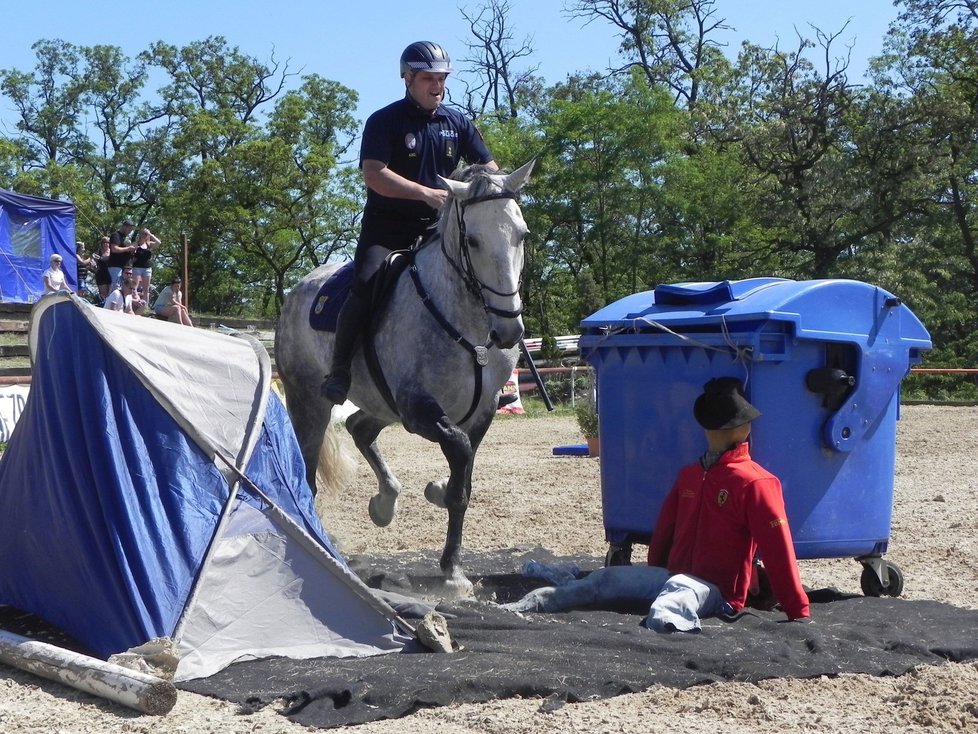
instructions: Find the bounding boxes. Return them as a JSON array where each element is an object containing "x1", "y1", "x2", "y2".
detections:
[{"x1": 744, "y1": 475, "x2": 810, "y2": 620}]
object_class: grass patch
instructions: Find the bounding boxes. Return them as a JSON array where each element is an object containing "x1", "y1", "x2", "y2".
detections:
[{"x1": 495, "y1": 395, "x2": 577, "y2": 420}]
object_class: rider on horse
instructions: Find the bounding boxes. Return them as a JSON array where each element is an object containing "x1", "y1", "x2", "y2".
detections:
[{"x1": 321, "y1": 41, "x2": 498, "y2": 405}]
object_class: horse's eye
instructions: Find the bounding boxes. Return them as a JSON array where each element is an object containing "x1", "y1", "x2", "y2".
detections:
[{"x1": 466, "y1": 235, "x2": 479, "y2": 249}]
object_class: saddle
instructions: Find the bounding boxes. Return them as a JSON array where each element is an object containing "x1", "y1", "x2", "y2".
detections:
[
  {"x1": 307, "y1": 247, "x2": 418, "y2": 416},
  {"x1": 307, "y1": 249, "x2": 413, "y2": 333}
]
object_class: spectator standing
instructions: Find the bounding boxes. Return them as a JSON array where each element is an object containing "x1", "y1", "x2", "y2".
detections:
[
  {"x1": 153, "y1": 277, "x2": 193, "y2": 326},
  {"x1": 132, "y1": 227, "x2": 161, "y2": 298},
  {"x1": 107, "y1": 219, "x2": 136, "y2": 285},
  {"x1": 42, "y1": 253, "x2": 71, "y2": 294},
  {"x1": 92, "y1": 236, "x2": 113, "y2": 302},
  {"x1": 75, "y1": 241, "x2": 92, "y2": 298}
]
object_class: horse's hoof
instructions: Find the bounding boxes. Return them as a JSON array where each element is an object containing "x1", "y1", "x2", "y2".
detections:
[
  {"x1": 424, "y1": 481, "x2": 447, "y2": 508},
  {"x1": 368, "y1": 494, "x2": 397, "y2": 527},
  {"x1": 442, "y1": 574, "x2": 474, "y2": 599}
]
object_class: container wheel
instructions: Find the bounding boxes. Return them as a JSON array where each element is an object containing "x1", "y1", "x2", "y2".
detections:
[
  {"x1": 604, "y1": 542, "x2": 632, "y2": 567},
  {"x1": 860, "y1": 561, "x2": 904, "y2": 597}
]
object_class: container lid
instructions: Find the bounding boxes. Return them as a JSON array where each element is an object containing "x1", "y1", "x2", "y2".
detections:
[{"x1": 580, "y1": 277, "x2": 931, "y2": 348}]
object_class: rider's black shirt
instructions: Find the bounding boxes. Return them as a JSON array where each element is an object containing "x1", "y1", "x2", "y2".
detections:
[{"x1": 359, "y1": 95, "x2": 493, "y2": 226}]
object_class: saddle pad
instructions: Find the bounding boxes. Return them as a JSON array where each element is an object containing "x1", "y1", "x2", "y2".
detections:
[{"x1": 308, "y1": 263, "x2": 354, "y2": 332}]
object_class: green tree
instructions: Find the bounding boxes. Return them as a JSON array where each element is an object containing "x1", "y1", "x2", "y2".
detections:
[
  {"x1": 566, "y1": 0, "x2": 733, "y2": 112},
  {"x1": 870, "y1": 0, "x2": 978, "y2": 375},
  {"x1": 530, "y1": 73, "x2": 679, "y2": 325},
  {"x1": 168, "y1": 75, "x2": 361, "y2": 314}
]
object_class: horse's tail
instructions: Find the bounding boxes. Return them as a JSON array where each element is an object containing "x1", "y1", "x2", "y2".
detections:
[{"x1": 314, "y1": 415, "x2": 358, "y2": 500}]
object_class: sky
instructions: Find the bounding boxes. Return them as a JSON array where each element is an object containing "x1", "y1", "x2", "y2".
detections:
[{"x1": 0, "y1": 0, "x2": 900, "y2": 139}]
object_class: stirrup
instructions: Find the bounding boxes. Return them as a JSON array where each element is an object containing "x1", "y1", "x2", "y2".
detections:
[{"x1": 321, "y1": 371, "x2": 351, "y2": 404}]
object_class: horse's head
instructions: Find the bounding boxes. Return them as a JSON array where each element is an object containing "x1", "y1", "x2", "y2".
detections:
[{"x1": 438, "y1": 159, "x2": 535, "y2": 350}]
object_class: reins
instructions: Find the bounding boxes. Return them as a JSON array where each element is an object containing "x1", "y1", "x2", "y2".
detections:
[{"x1": 406, "y1": 187, "x2": 524, "y2": 425}]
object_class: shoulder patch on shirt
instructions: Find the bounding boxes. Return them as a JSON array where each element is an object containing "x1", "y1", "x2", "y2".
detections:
[{"x1": 717, "y1": 489, "x2": 729, "y2": 507}]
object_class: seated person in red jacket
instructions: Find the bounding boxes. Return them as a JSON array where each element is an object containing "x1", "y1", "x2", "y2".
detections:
[{"x1": 501, "y1": 377, "x2": 810, "y2": 631}]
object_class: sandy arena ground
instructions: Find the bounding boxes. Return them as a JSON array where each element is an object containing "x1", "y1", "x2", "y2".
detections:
[{"x1": 0, "y1": 404, "x2": 976, "y2": 733}]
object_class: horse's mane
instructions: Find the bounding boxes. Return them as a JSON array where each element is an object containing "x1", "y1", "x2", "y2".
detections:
[
  {"x1": 437, "y1": 163, "x2": 510, "y2": 233},
  {"x1": 451, "y1": 162, "x2": 510, "y2": 194}
]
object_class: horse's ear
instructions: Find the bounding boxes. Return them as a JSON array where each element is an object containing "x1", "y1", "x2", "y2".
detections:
[
  {"x1": 439, "y1": 176, "x2": 471, "y2": 200},
  {"x1": 503, "y1": 159, "x2": 535, "y2": 192}
]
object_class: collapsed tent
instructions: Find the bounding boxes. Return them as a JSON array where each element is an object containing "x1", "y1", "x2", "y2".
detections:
[
  {"x1": 0, "y1": 294, "x2": 409, "y2": 681},
  {"x1": 0, "y1": 188, "x2": 76, "y2": 303}
]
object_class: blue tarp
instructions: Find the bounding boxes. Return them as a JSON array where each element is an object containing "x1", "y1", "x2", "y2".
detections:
[{"x1": 0, "y1": 188, "x2": 76, "y2": 303}]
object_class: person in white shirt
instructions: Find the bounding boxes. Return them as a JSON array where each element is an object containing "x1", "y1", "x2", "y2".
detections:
[
  {"x1": 42, "y1": 253, "x2": 71, "y2": 294},
  {"x1": 103, "y1": 279, "x2": 135, "y2": 314}
]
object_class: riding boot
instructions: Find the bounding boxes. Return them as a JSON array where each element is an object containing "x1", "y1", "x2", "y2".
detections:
[{"x1": 321, "y1": 288, "x2": 372, "y2": 404}]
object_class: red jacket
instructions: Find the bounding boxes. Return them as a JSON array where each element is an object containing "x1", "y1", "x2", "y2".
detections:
[{"x1": 647, "y1": 442, "x2": 810, "y2": 620}]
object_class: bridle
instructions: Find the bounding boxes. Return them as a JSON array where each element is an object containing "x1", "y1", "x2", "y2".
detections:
[
  {"x1": 402, "y1": 187, "x2": 525, "y2": 424},
  {"x1": 443, "y1": 190, "x2": 524, "y2": 320}
]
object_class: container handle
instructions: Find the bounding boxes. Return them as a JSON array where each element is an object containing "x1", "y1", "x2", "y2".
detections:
[{"x1": 821, "y1": 347, "x2": 909, "y2": 452}]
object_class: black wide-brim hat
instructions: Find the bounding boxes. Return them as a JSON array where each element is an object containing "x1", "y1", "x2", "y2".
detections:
[{"x1": 693, "y1": 377, "x2": 761, "y2": 430}]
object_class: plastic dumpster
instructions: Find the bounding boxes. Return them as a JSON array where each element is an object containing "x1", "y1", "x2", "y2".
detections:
[{"x1": 579, "y1": 278, "x2": 932, "y2": 596}]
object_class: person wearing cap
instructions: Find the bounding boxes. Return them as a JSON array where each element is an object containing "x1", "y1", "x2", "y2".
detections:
[
  {"x1": 42, "y1": 253, "x2": 72, "y2": 294},
  {"x1": 320, "y1": 40, "x2": 498, "y2": 405},
  {"x1": 107, "y1": 219, "x2": 137, "y2": 286},
  {"x1": 501, "y1": 377, "x2": 810, "y2": 631}
]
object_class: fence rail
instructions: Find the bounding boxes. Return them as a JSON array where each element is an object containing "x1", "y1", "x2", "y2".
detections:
[{"x1": 0, "y1": 311, "x2": 974, "y2": 405}]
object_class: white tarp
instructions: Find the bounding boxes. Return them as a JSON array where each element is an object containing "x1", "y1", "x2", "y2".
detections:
[{"x1": 0, "y1": 384, "x2": 29, "y2": 442}]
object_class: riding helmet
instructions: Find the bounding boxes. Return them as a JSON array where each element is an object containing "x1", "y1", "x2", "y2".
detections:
[{"x1": 400, "y1": 41, "x2": 453, "y2": 77}]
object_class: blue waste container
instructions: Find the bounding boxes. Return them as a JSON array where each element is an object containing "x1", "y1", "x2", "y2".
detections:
[{"x1": 579, "y1": 278, "x2": 932, "y2": 596}]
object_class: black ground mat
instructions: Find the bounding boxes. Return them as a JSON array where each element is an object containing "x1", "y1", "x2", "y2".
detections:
[{"x1": 181, "y1": 547, "x2": 978, "y2": 730}]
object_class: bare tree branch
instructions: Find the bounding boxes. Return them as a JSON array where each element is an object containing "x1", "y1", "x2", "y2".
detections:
[{"x1": 458, "y1": 0, "x2": 539, "y2": 118}]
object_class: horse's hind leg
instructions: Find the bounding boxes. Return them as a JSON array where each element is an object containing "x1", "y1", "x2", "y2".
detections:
[
  {"x1": 280, "y1": 378, "x2": 332, "y2": 493},
  {"x1": 345, "y1": 410, "x2": 401, "y2": 527}
]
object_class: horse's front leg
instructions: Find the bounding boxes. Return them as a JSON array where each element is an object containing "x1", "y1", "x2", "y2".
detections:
[
  {"x1": 345, "y1": 410, "x2": 401, "y2": 527},
  {"x1": 403, "y1": 397, "x2": 495, "y2": 591}
]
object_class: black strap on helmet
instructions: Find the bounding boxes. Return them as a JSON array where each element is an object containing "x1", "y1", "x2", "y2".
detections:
[{"x1": 400, "y1": 41, "x2": 453, "y2": 77}]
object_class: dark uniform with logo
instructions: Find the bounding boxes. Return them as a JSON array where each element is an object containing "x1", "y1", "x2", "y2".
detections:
[{"x1": 355, "y1": 95, "x2": 493, "y2": 270}]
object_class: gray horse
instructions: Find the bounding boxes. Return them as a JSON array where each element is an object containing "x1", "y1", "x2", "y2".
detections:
[{"x1": 275, "y1": 160, "x2": 534, "y2": 591}]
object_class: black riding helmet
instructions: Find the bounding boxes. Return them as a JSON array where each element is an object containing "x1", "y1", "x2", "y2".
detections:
[{"x1": 400, "y1": 41, "x2": 453, "y2": 77}]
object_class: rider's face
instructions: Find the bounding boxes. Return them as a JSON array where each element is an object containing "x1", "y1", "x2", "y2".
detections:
[{"x1": 406, "y1": 71, "x2": 447, "y2": 112}]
